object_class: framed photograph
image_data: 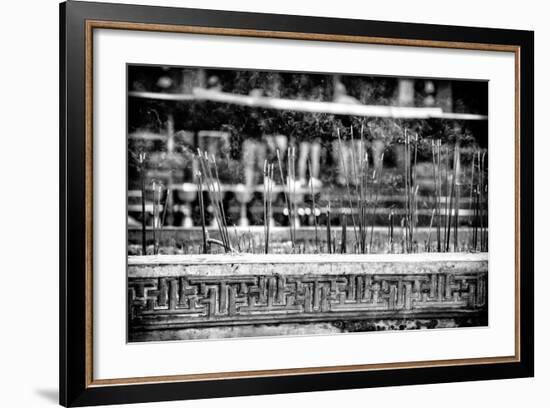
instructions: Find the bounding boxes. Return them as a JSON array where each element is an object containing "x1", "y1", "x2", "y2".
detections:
[{"x1": 60, "y1": 1, "x2": 534, "y2": 406}]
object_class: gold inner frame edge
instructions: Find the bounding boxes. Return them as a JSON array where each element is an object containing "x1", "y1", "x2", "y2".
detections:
[{"x1": 83, "y1": 19, "x2": 521, "y2": 388}]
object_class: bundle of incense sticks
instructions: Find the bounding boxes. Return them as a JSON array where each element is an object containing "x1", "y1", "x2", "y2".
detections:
[
  {"x1": 453, "y1": 146, "x2": 461, "y2": 251},
  {"x1": 431, "y1": 139, "x2": 442, "y2": 252},
  {"x1": 369, "y1": 152, "x2": 385, "y2": 253},
  {"x1": 388, "y1": 210, "x2": 395, "y2": 252},
  {"x1": 413, "y1": 134, "x2": 419, "y2": 248},
  {"x1": 138, "y1": 152, "x2": 147, "y2": 255},
  {"x1": 276, "y1": 149, "x2": 295, "y2": 249},
  {"x1": 335, "y1": 126, "x2": 391, "y2": 254},
  {"x1": 158, "y1": 189, "x2": 170, "y2": 254},
  {"x1": 477, "y1": 151, "x2": 488, "y2": 252},
  {"x1": 443, "y1": 145, "x2": 449, "y2": 250},
  {"x1": 468, "y1": 150, "x2": 477, "y2": 249},
  {"x1": 307, "y1": 159, "x2": 319, "y2": 252},
  {"x1": 355, "y1": 126, "x2": 372, "y2": 253},
  {"x1": 403, "y1": 130, "x2": 417, "y2": 253},
  {"x1": 196, "y1": 149, "x2": 232, "y2": 252},
  {"x1": 326, "y1": 201, "x2": 332, "y2": 254},
  {"x1": 336, "y1": 128, "x2": 358, "y2": 247},
  {"x1": 444, "y1": 143, "x2": 461, "y2": 252},
  {"x1": 426, "y1": 208, "x2": 436, "y2": 252},
  {"x1": 464, "y1": 147, "x2": 488, "y2": 252},
  {"x1": 263, "y1": 160, "x2": 274, "y2": 254},
  {"x1": 195, "y1": 170, "x2": 208, "y2": 254},
  {"x1": 287, "y1": 146, "x2": 298, "y2": 252},
  {"x1": 151, "y1": 180, "x2": 164, "y2": 255},
  {"x1": 357, "y1": 126, "x2": 369, "y2": 254}
]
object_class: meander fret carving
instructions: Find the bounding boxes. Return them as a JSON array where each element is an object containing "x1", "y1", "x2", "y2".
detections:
[{"x1": 129, "y1": 272, "x2": 487, "y2": 329}]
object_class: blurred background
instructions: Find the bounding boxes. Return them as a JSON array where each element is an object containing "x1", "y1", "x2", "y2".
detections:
[{"x1": 127, "y1": 65, "x2": 488, "y2": 255}]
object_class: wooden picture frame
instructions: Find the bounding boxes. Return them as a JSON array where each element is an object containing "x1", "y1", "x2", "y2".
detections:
[{"x1": 60, "y1": 1, "x2": 534, "y2": 406}]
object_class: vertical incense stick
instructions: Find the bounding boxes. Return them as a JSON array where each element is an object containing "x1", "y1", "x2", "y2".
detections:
[
  {"x1": 151, "y1": 180, "x2": 157, "y2": 254},
  {"x1": 288, "y1": 146, "x2": 298, "y2": 252},
  {"x1": 266, "y1": 164, "x2": 273, "y2": 253},
  {"x1": 151, "y1": 180, "x2": 162, "y2": 255},
  {"x1": 427, "y1": 208, "x2": 436, "y2": 252},
  {"x1": 211, "y1": 155, "x2": 230, "y2": 249},
  {"x1": 437, "y1": 140, "x2": 442, "y2": 251},
  {"x1": 453, "y1": 146, "x2": 461, "y2": 252},
  {"x1": 431, "y1": 140, "x2": 440, "y2": 252},
  {"x1": 269, "y1": 164, "x2": 274, "y2": 252},
  {"x1": 263, "y1": 160, "x2": 268, "y2": 254},
  {"x1": 473, "y1": 152, "x2": 480, "y2": 251},
  {"x1": 276, "y1": 149, "x2": 294, "y2": 248},
  {"x1": 197, "y1": 152, "x2": 220, "y2": 238},
  {"x1": 350, "y1": 126, "x2": 359, "y2": 187},
  {"x1": 359, "y1": 127, "x2": 369, "y2": 253},
  {"x1": 403, "y1": 129, "x2": 411, "y2": 253},
  {"x1": 369, "y1": 152, "x2": 384, "y2": 253},
  {"x1": 326, "y1": 201, "x2": 332, "y2": 254},
  {"x1": 308, "y1": 159, "x2": 319, "y2": 252},
  {"x1": 196, "y1": 170, "x2": 208, "y2": 254},
  {"x1": 480, "y1": 151, "x2": 487, "y2": 251},
  {"x1": 352, "y1": 126, "x2": 368, "y2": 252},
  {"x1": 400, "y1": 217, "x2": 406, "y2": 254},
  {"x1": 444, "y1": 144, "x2": 459, "y2": 252},
  {"x1": 197, "y1": 149, "x2": 231, "y2": 252},
  {"x1": 158, "y1": 189, "x2": 170, "y2": 254},
  {"x1": 336, "y1": 128, "x2": 359, "y2": 246},
  {"x1": 263, "y1": 161, "x2": 274, "y2": 254},
  {"x1": 446, "y1": 145, "x2": 452, "y2": 250},
  {"x1": 413, "y1": 184, "x2": 419, "y2": 252},
  {"x1": 476, "y1": 152, "x2": 481, "y2": 252},
  {"x1": 388, "y1": 210, "x2": 394, "y2": 253},
  {"x1": 138, "y1": 152, "x2": 147, "y2": 255},
  {"x1": 412, "y1": 133, "x2": 419, "y2": 246},
  {"x1": 468, "y1": 151, "x2": 476, "y2": 248}
]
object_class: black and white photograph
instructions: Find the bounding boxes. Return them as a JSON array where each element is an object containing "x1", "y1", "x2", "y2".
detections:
[
  {"x1": 127, "y1": 65, "x2": 489, "y2": 342},
  {"x1": 0, "y1": 0, "x2": 542, "y2": 406}
]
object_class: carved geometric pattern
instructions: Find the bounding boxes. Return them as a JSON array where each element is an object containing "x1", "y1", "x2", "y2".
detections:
[{"x1": 129, "y1": 272, "x2": 487, "y2": 330}]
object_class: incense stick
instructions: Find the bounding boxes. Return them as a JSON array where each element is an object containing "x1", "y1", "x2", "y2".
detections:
[
  {"x1": 336, "y1": 128, "x2": 359, "y2": 246},
  {"x1": 480, "y1": 151, "x2": 487, "y2": 251},
  {"x1": 138, "y1": 152, "x2": 147, "y2": 255},
  {"x1": 388, "y1": 210, "x2": 394, "y2": 253},
  {"x1": 195, "y1": 170, "x2": 208, "y2": 254},
  {"x1": 263, "y1": 161, "x2": 274, "y2": 254},
  {"x1": 196, "y1": 149, "x2": 231, "y2": 252},
  {"x1": 158, "y1": 189, "x2": 170, "y2": 254},
  {"x1": 326, "y1": 201, "x2": 332, "y2": 254},
  {"x1": 468, "y1": 151, "x2": 476, "y2": 249},
  {"x1": 276, "y1": 149, "x2": 294, "y2": 248},
  {"x1": 308, "y1": 159, "x2": 319, "y2": 252},
  {"x1": 427, "y1": 208, "x2": 436, "y2": 252},
  {"x1": 453, "y1": 145, "x2": 461, "y2": 252},
  {"x1": 369, "y1": 152, "x2": 384, "y2": 253}
]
